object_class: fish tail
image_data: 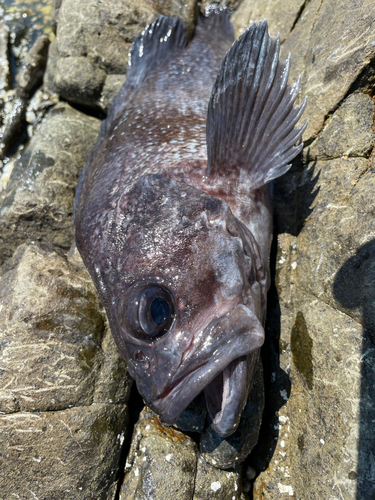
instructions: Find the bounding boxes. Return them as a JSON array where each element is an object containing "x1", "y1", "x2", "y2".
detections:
[{"x1": 206, "y1": 20, "x2": 307, "y2": 189}]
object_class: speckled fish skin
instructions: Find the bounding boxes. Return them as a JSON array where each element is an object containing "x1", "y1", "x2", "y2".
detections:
[{"x1": 74, "y1": 9, "x2": 306, "y2": 438}]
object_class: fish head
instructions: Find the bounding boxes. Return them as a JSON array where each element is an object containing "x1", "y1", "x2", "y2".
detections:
[{"x1": 88, "y1": 174, "x2": 267, "y2": 437}]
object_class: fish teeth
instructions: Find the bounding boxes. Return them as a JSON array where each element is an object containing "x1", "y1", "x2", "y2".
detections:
[
  {"x1": 199, "y1": 210, "x2": 211, "y2": 228},
  {"x1": 181, "y1": 215, "x2": 194, "y2": 227}
]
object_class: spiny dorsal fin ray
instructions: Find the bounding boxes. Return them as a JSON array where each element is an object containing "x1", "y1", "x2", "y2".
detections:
[
  {"x1": 206, "y1": 20, "x2": 307, "y2": 189},
  {"x1": 127, "y1": 15, "x2": 188, "y2": 87},
  {"x1": 106, "y1": 15, "x2": 187, "y2": 127}
]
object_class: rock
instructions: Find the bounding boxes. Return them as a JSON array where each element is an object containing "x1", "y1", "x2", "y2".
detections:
[
  {"x1": 305, "y1": 92, "x2": 375, "y2": 160},
  {"x1": 55, "y1": 55, "x2": 107, "y2": 106},
  {"x1": 295, "y1": 155, "x2": 374, "y2": 322},
  {"x1": 47, "y1": 0, "x2": 197, "y2": 108},
  {"x1": 0, "y1": 403, "x2": 128, "y2": 499},
  {"x1": 0, "y1": 21, "x2": 10, "y2": 92},
  {"x1": 300, "y1": 0, "x2": 375, "y2": 139},
  {"x1": 0, "y1": 34, "x2": 50, "y2": 158},
  {"x1": 120, "y1": 406, "x2": 198, "y2": 500},
  {"x1": 253, "y1": 0, "x2": 375, "y2": 141},
  {"x1": 43, "y1": 37, "x2": 59, "y2": 95},
  {"x1": 231, "y1": 0, "x2": 306, "y2": 40},
  {"x1": 0, "y1": 102, "x2": 101, "y2": 264},
  {"x1": 16, "y1": 34, "x2": 50, "y2": 100},
  {"x1": 52, "y1": 0, "x2": 63, "y2": 33},
  {"x1": 100, "y1": 74, "x2": 127, "y2": 113},
  {"x1": 193, "y1": 456, "x2": 245, "y2": 499},
  {"x1": 200, "y1": 359, "x2": 264, "y2": 469},
  {"x1": 0, "y1": 243, "x2": 132, "y2": 498},
  {"x1": 253, "y1": 87, "x2": 375, "y2": 497}
]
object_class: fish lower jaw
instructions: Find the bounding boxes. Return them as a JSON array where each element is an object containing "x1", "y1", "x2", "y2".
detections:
[{"x1": 204, "y1": 355, "x2": 251, "y2": 437}]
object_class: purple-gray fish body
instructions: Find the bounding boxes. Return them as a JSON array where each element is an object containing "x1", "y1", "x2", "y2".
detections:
[{"x1": 74, "y1": 10, "x2": 306, "y2": 437}]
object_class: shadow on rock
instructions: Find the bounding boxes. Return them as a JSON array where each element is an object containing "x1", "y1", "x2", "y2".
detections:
[
  {"x1": 333, "y1": 240, "x2": 375, "y2": 500},
  {"x1": 248, "y1": 160, "x2": 320, "y2": 478}
]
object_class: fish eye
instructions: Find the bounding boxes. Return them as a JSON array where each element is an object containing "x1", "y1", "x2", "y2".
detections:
[
  {"x1": 119, "y1": 284, "x2": 175, "y2": 340},
  {"x1": 150, "y1": 297, "x2": 171, "y2": 324}
]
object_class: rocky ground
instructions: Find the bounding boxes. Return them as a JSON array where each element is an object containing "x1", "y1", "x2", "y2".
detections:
[{"x1": 0, "y1": 0, "x2": 374, "y2": 499}]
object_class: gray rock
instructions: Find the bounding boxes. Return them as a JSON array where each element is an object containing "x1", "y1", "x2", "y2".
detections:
[
  {"x1": 0, "y1": 403, "x2": 128, "y2": 499},
  {"x1": 100, "y1": 74, "x2": 127, "y2": 113},
  {"x1": 120, "y1": 406, "x2": 198, "y2": 500},
  {"x1": 43, "y1": 37, "x2": 59, "y2": 95},
  {"x1": 301, "y1": 0, "x2": 375, "y2": 139},
  {"x1": 305, "y1": 92, "x2": 375, "y2": 160},
  {"x1": 193, "y1": 456, "x2": 245, "y2": 499},
  {"x1": 0, "y1": 243, "x2": 132, "y2": 499},
  {"x1": 46, "y1": 0, "x2": 198, "y2": 108},
  {"x1": 0, "y1": 102, "x2": 101, "y2": 264},
  {"x1": 55, "y1": 55, "x2": 107, "y2": 105},
  {"x1": 200, "y1": 359, "x2": 264, "y2": 469},
  {"x1": 231, "y1": 0, "x2": 306, "y2": 40},
  {"x1": 253, "y1": 61, "x2": 375, "y2": 500},
  {"x1": 0, "y1": 21, "x2": 10, "y2": 92}
]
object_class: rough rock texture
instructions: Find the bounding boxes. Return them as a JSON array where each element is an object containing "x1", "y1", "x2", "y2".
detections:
[
  {"x1": 231, "y1": 0, "x2": 306, "y2": 41},
  {"x1": 0, "y1": 34, "x2": 50, "y2": 159},
  {"x1": 120, "y1": 407, "x2": 198, "y2": 500},
  {"x1": 120, "y1": 406, "x2": 247, "y2": 499},
  {"x1": 232, "y1": 0, "x2": 375, "y2": 141},
  {"x1": 249, "y1": 8, "x2": 375, "y2": 498},
  {"x1": 0, "y1": 21, "x2": 10, "y2": 92},
  {"x1": 193, "y1": 457, "x2": 245, "y2": 500},
  {"x1": 45, "y1": 0, "x2": 198, "y2": 108},
  {"x1": 305, "y1": 92, "x2": 375, "y2": 160},
  {"x1": 0, "y1": 243, "x2": 132, "y2": 499},
  {"x1": 0, "y1": 102, "x2": 100, "y2": 264},
  {"x1": 100, "y1": 74, "x2": 127, "y2": 112},
  {"x1": 2, "y1": 0, "x2": 375, "y2": 498}
]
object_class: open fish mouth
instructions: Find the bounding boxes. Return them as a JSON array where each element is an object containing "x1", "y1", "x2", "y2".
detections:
[{"x1": 150, "y1": 304, "x2": 264, "y2": 437}]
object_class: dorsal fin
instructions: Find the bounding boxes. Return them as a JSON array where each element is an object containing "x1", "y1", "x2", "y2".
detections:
[
  {"x1": 106, "y1": 15, "x2": 188, "y2": 126},
  {"x1": 127, "y1": 15, "x2": 188, "y2": 87},
  {"x1": 206, "y1": 20, "x2": 307, "y2": 189}
]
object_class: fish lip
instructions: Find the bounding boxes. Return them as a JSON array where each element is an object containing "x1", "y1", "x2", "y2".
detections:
[{"x1": 149, "y1": 304, "x2": 264, "y2": 431}]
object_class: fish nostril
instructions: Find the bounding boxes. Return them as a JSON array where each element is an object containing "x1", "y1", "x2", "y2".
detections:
[{"x1": 135, "y1": 350, "x2": 144, "y2": 360}]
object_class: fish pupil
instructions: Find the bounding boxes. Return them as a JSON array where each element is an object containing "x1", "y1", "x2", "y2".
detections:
[{"x1": 150, "y1": 297, "x2": 170, "y2": 325}]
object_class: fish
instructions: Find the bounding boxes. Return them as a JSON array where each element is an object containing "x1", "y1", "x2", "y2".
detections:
[{"x1": 74, "y1": 8, "x2": 306, "y2": 438}]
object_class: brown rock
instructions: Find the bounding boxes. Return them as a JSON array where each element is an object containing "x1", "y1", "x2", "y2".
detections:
[
  {"x1": 120, "y1": 407, "x2": 198, "y2": 500},
  {"x1": 0, "y1": 403, "x2": 128, "y2": 500},
  {"x1": 193, "y1": 456, "x2": 245, "y2": 499},
  {"x1": 46, "y1": 0, "x2": 198, "y2": 107},
  {"x1": 301, "y1": 0, "x2": 375, "y2": 139},
  {"x1": 305, "y1": 92, "x2": 375, "y2": 160},
  {"x1": 0, "y1": 242, "x2": 132, "y2": 498}
]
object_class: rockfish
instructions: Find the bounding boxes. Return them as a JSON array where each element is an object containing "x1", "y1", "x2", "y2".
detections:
[{"x1": 74, "y1": 9, "x2": 306, "y2": 437}]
